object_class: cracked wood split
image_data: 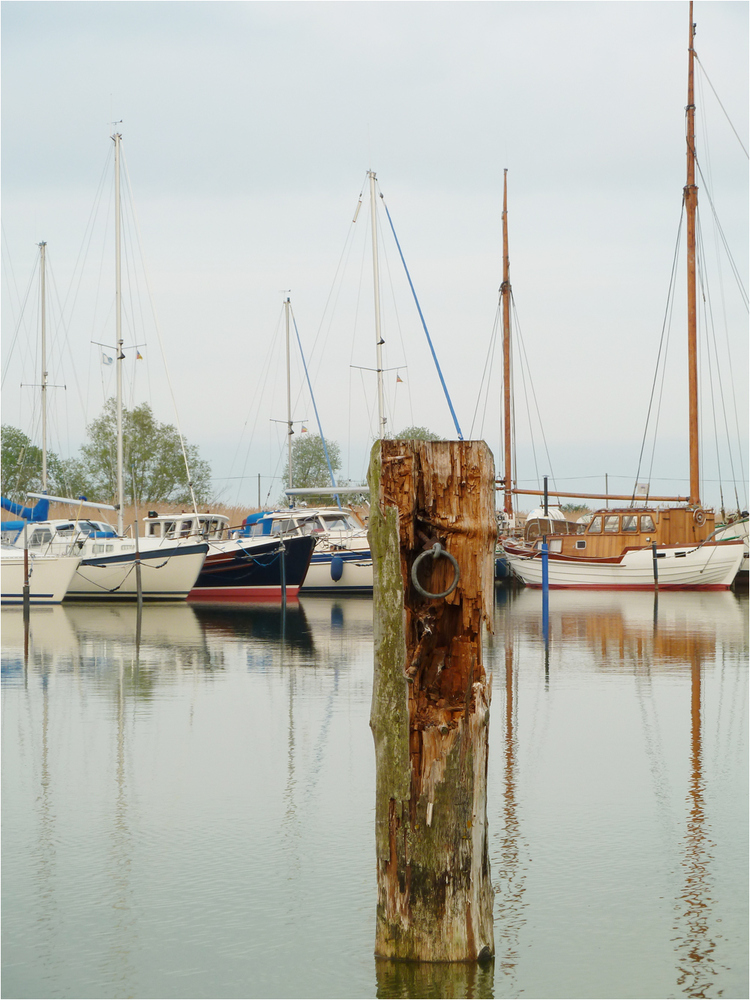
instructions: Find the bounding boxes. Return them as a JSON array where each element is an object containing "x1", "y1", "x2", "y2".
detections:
[{"x1": 368, "y1": 439, "x2": 496, "y2": 962}]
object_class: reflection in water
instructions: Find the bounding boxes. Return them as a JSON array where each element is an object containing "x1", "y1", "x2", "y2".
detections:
[
  {"x1": 494, "y1": 587, "x2": 746, "y2": 1000},
  {"x1": 375, "y1": 956, "x2": 495, "y2": 999},
  {"x1": 2, "y1": 590, "x2": 746, "y2": 999},
  {"x1": 674, "y1": 650, "x2": 719, "y2": 998},
  {"x1": 493, "y1": 629, "x2": 527, "y2": 997}
]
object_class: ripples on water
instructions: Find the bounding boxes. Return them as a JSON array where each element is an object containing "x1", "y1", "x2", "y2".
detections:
[{"x1": 2, "y1": 588, "x2": 747, "y2": 999}]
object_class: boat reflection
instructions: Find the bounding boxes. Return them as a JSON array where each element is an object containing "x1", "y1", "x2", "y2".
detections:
[
  {"x1": 493, "y1": 587, "x2": 744, "y2": 998},
  {"x1": 2, "y1": 602, "x2": 213, "y2": 690},
  {"x1": 496, "y1": 588, "x2": 746, "y2": 670}
]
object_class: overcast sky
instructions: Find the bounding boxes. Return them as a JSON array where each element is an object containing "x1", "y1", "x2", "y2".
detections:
[{"x1": 2, "y1": 0, "x2": 747, "y2": 511}]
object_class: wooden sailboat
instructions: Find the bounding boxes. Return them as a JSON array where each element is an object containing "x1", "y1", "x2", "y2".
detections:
[{"x1": 503, "y1": 3, "x2": 744, "y2": 591}]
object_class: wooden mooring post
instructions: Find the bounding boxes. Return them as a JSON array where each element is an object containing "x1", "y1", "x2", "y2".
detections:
[{"x1": 367, "y1": 439, "x2": 496, "y2": 962}]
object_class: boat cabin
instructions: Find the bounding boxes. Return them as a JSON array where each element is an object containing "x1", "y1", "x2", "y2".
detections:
[
  {"x1": 143, "y1": 512, "x2": 230, "y2": 541},
  {"x1": 242, "y1": 507, "x2": 364, "y2": 539},
  {"x1": 528, "y1": 505, "x2": 716, "y2": 557},
  {"x1": 2, "y1": 518, "x2": 117, "y2": 550}
]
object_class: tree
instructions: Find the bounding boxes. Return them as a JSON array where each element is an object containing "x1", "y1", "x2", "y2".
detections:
[
  {"x1": 1, "y1": 425, "x2": 93, "y2": 501},
  {"x1": 1, "y1": 426, "x2": 44, "y2": 498},
  {"x1": 80, "y1": 399, "x2": 212, "y2": 505},
  {"x1": 393, "y1": 426, "x2": 442, "y2": 441},
  {"x1": 280, "y1": 434, "x2": 341, "y2": 504}
]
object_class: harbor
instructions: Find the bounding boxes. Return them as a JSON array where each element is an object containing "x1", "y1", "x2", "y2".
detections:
[
  {"x1": 2, "y1": 587, "x2": 747, "y2": 999},
  {"x1": 2, "y1": 3, "x2": 748, "y2": 997}
]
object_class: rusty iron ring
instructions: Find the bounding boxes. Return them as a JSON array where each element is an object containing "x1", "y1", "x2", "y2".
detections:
[{"x1": 411, "y1": 542, "x2": 460, "y2": 599}]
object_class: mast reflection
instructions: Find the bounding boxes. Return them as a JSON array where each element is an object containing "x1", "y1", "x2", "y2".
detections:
[{"x1": 674, "y1": 647, "x2": 719, "y2": 997}]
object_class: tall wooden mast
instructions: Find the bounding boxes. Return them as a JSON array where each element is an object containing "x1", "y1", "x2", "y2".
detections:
[
  {"x1": 685, "y1": 2, "x2": 700, "y2": 505},
  {"x1": 501, "y1": 169, "x2": 513, "y2": 516}
]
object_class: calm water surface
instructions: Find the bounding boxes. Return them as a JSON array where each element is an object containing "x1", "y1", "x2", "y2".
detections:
[{"x1": 2, "y1": 588, "x2": 747, "y2": 999}]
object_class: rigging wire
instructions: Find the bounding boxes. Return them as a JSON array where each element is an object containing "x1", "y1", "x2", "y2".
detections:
[
  {"x1": 120, "y1": 145, "x2": 199, "y2": 514},
  {"x1": 695, "y1": 51, "x2": 749, "y2": 160},
  {"x1": 634, "y1": 205, "x2": 683, "y2": 500},
  {"x1": 290, "y1": 305, "x2": 339, "y2": 497},
  {"x1": 468, "y1": 302, "x2": 501, "y2": 440},
  {"x1": 379, "y1": 189, "x2": 464, "y2": 440},
  {"x1": 510, "y1": 293, "x2": 557, "y2": 495},
  {"x1": 1, "y1": 245, "x2": 38, "y2": 389},
  {"x1": 228, "y1": 306, "x2": 285, "y2": 506}
]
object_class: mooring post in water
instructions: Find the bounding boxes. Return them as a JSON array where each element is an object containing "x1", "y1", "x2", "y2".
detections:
[
  {"x1": 367, "y1": 439, "x2": 496, "y2": 962},
  {"x1": 22, "y1": 522, "x2": 30, "y2": 619}
]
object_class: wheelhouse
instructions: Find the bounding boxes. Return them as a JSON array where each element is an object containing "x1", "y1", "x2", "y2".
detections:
[{"x1": 144, "y1": 513, "x2": 230, "y2": 541}]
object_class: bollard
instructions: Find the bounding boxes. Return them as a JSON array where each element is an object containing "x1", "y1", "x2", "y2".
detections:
[{"x1": 368, "y1": 439, "x2": 496, "y2": 962}]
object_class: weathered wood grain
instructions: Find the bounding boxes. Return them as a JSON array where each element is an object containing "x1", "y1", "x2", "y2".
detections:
[{"x1": 368, "y1": 439, "x2": 496, "y2": 962}]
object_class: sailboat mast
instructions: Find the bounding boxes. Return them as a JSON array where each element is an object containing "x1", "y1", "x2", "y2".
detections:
[
  {"x1": 38, "y1": 241, "x2": 48, "y2": 492},
  {"x1": 113, "y1": 131, "x2": 125, "y2": 535},
  {"x1": 501, "y1": 171, "x2": 512, "y2": 516},
  {"x1": 685, "y1": 3, "x2": 700, "y2": 506},
  {"x1": 285, "y1": 296, "x2": 293, "y2": 491},
  {"x1": 369, "y1": 170, "x2": 387, "y2": 439}
]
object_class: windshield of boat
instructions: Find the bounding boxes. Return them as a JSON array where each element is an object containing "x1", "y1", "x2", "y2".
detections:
[
  {"x1": 56, "y1": 521, "x2": 111, "y2": 535},
  {"x1": 321, "y1": 515, "x2": 356, "y2": 532}
]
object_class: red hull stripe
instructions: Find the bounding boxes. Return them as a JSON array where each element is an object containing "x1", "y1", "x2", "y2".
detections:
[{"x1": 187, "y1": 586, "x2": 300, "y2": 602}]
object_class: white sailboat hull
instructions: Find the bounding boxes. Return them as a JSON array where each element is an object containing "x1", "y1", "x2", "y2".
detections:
[
  {"x1": 713, "y1": 518, "x2": 749, "y2": 580},
  {"x1": 503, "y1": 540, "x2": 744, "y2": 591},
  {"x1": 1, "y1": 551, "x2": 81, "y2": 604},
  {"x1": 300, "y1": 548, "x2": 373, "y2": 592},
  {"x1": 65, "y1": 539, "x2": 208, "y2": 600}
]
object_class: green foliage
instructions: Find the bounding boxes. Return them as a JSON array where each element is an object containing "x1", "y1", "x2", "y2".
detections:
[
  {"x1": 1, "y1": 425, "x2": 94, "y2": 500},
  {"x1": 280, "y1": 434, "x2": 341, "y2": 504},
  {"x1": 560, "y1": 503, "x2": 591, "y2": 515},
  {"x1": 80, "y1": 399, "x2": 212, "y2": 505},
  {"x1": 393, "y1": 426, "x2": 442, "y2": 441},
  {"x1": 2, "y1": 425, "x2": 43, "y2": 498}
]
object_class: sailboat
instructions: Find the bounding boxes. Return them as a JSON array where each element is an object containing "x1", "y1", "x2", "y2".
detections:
[
  {"x1": 1, "y1": 542, "x2": 81, "y2": 605},
  {"x1": 246, "y1": 237, "x2": 377, "y2": 593},
  {"x1": 502, "y1": 4, "x2": 744, "y2": 591},
  {"x1": 0, "y1": 243, "x2": 82, "y2": 604},
  {"x1": 1, "y1": 133, "x2": 208, "y2": 600}
]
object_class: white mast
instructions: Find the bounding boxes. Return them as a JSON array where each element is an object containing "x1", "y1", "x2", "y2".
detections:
[
  {"x1": 285, "y1": 296, "x2": 293, "y2": 491},
  {"x1": 368, "y1": 170, "x2": 387, "y2": 439},
  {"x1": 113, "y1": 131, "x2": 125, "y2": 535},
  {"x1": 38, "y1": 241, "x2": 48, "y2": 492}
]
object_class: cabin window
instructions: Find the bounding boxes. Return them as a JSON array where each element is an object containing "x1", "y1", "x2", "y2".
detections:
[
  {"x1": 622, "y1": 515, "x2": 638, "y2": 532},
  {"x1": 604, "y1": 515, "x2": 619, "y2": 533},
  {"x1": 576, "y1": 539, "x2": 587, "y2": 549},
  {"x1": 30, "y1": 529, "x2": 53, "y2": 546},
  {"x1": 322, "y1": 516, "x2": 352, "y2": 531},
  {"x1": 588, "y1": 516, "x2": 602, "y2": 533},
  {"x1": 147, "y1": 523, "x2": 161, "y2": 537},
  {"x1": 271, "y1": 519, "x2": 296, "y2": 536},
  {"x1": 180, "y1": 520, "x2": 192, "y2": 537},
  {"x1": 640, "y1": 515, "x2": 656, "y2": 532}
]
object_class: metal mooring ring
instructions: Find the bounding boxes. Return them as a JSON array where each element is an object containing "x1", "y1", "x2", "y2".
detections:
[{"x1": 411, "y1": 542, "x2": 460, "y2": 599}]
